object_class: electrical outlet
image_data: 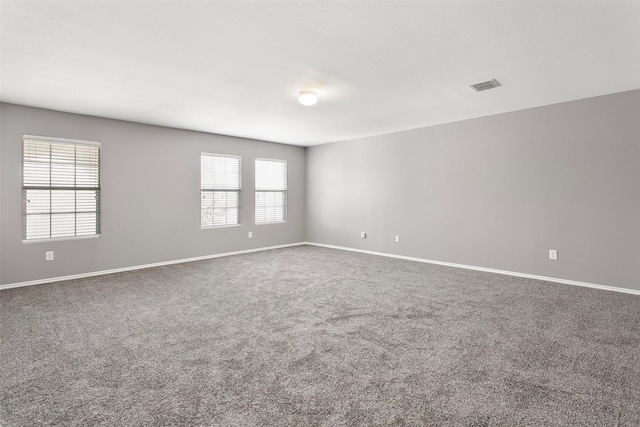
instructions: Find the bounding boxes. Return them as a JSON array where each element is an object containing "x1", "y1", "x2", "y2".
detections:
[
  {"x1": 395, "y1": 235, "x2": 400, "y2": 242},
  {"x1": 248, "y1": 231, "x2": 253, "y2": 238},
  {"x1": 549, "y1": 249, "x2": 558, "y2": 260},
  {"x1": 45, "y1": 251, "x2": 54, "y2": 261},
  {"x1": 360, "y1": 232, "x2": 366, "y2": 238}
]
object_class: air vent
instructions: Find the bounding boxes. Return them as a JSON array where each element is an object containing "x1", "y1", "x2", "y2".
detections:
[{"x1": 470, "y1": 79, "x2": 501, "y2": 92}]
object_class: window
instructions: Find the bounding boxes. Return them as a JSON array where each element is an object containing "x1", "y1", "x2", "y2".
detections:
[
  {"x1": 22, "y1": 135, "x2": 100, "y2": 241},
  {"x1": 201, "y1": 154, "x2": 242, "y2": 227},
  {"x1": 255, "y1": 159, "x2": 287, "y2": 224}
]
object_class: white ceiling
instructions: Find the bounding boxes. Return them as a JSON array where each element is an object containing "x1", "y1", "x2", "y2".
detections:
[{"x1": 1, "y1": 1, "x2": 639, "y2": 146}]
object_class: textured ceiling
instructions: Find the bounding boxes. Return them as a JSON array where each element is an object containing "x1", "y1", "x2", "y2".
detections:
[{"x1": 1, "y1": 1, "x2": 639, "y2": 146}]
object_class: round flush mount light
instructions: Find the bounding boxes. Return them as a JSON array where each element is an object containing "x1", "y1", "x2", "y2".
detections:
[{"x1": 298, "y1": 90, "x2": 318, "y2": 106}]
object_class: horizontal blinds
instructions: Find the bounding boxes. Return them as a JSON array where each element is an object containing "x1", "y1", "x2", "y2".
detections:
[
  {"x1": 24, "y1": 138, "x2": 100, "y2": 188},
  {"x1": 23, "y1": 136, "x2": 100, "y2": 240},
  {"x1": 201, "y1": 154, "x2": 241, "y2": 191},
  {"x1": 255, "y1": 159, "x2": 287, "y2": 191},
  {"x1": 201, "y1": 154, "x2": 242, "y2": 227},
  {"x1": 255, "y1": 159, "x2": 287, "y2": 224},
  {"x1": 255, "y1": 191, "x2": 287, "y2": 223}
]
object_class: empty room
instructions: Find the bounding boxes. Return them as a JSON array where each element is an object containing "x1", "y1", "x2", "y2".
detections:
[{"x1": 1, "y1": 1, "x2": 639, "y2": 426}]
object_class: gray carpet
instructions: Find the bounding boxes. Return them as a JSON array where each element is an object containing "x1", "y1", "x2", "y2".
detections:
[{"x1": 1, "y1": 245, "x2": 639, "y2": 426}]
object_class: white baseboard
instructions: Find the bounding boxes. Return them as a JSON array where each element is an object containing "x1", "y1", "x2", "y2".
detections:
[
  {"x1": 305, "y1": 242, "x2": 640, "y2": 296},
  {"x1": 3, "y1": 241, "x2": 638, "y2": 296},
  {"x1": 0, "y1": 242, "x2": 306, "y2": 291}
]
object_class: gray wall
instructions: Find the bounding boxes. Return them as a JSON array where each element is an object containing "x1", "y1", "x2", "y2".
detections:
[
  {"x1": 3, "y1": 91, "x2": 639, "y2": 291},
  {"x1": 0, "y1": 106, "x2": 3, "y2": 285},
  {"x1": 0, "y1": 103, "x2": 306, "y2": 285},
  {"x1": 306, "y1": 90, "x2": 640, "y2": 292}
]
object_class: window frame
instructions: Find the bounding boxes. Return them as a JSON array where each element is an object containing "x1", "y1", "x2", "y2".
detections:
[
  {"x1": 200, "y1": 153, "x2": 243, "y2": 229},
  {"x1": 255, "y1": 158, "x2": 288, "y2": 225},
  {"x1": 21, "y1": 134, "x2": 101, "y2": 243}
]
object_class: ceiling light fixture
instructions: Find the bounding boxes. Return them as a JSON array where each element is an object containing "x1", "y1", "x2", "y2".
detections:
[{"x1": 298, "y1": 90, "x2": 318, "y2": 106}]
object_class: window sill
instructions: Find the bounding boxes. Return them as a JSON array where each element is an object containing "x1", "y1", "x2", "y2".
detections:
[
  {"x1": 201, "y1": 224, "x2": 243, "y2": 230},
  {"x1": 22, "y1": 234, "x2": 101, "y2": 244}
]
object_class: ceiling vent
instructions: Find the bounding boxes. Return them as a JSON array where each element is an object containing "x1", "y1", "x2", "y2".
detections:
[{"x1": 470, "y1": 79, "x2": 501, "y2": 92}]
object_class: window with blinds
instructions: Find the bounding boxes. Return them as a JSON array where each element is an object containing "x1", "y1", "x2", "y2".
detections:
[
  {"x1": 255, "y1": 159, "x2": 287, "y2": 224},
  {"x1": 22, "y1": 135, "x2": 101, "y2": 241},
  {"x1": 201, "y1": 154, "x2": 242, "y2": 227}
]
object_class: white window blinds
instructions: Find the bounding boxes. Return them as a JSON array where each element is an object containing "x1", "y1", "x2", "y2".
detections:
[
  {"x1": 201, "y1": 154, "x2": 242, "y2": 227},
  {"x1": 22, "y1": 135, "x2": 101, "y2": 240},
  {"x1": 255, "y1": 159, "x2": 287, "y2": 224}
]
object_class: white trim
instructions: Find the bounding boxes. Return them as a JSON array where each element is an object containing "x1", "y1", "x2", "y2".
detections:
[
  {"x1": 200, "y1": 224, "x2": 242, "y2": 230},
  {"x1": 22, "y1": 234, "x2": 101, "y2": 244},
  {"x1": 0, "y1": 242, "x2": 306, "y2": 291},
  {"x1": 23, "y1": 134, "x2": 101, "y2": 147},
  {"x1": 255, "y1": 157, "x2": 288, "y2": 165},
  {"x1": 305, "y1": 242, "x2": 640, "y2": 296},
  {"x1": 201, "y1": 152, "x2": 242, "y2": 160},
  {"x1": 4, "y1": 241, "x2": 638, "y2": 296}
]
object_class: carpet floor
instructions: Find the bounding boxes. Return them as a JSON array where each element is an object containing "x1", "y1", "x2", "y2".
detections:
[{"x1": 1, "y1": 245, "x2": 639, "y2": 426}]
